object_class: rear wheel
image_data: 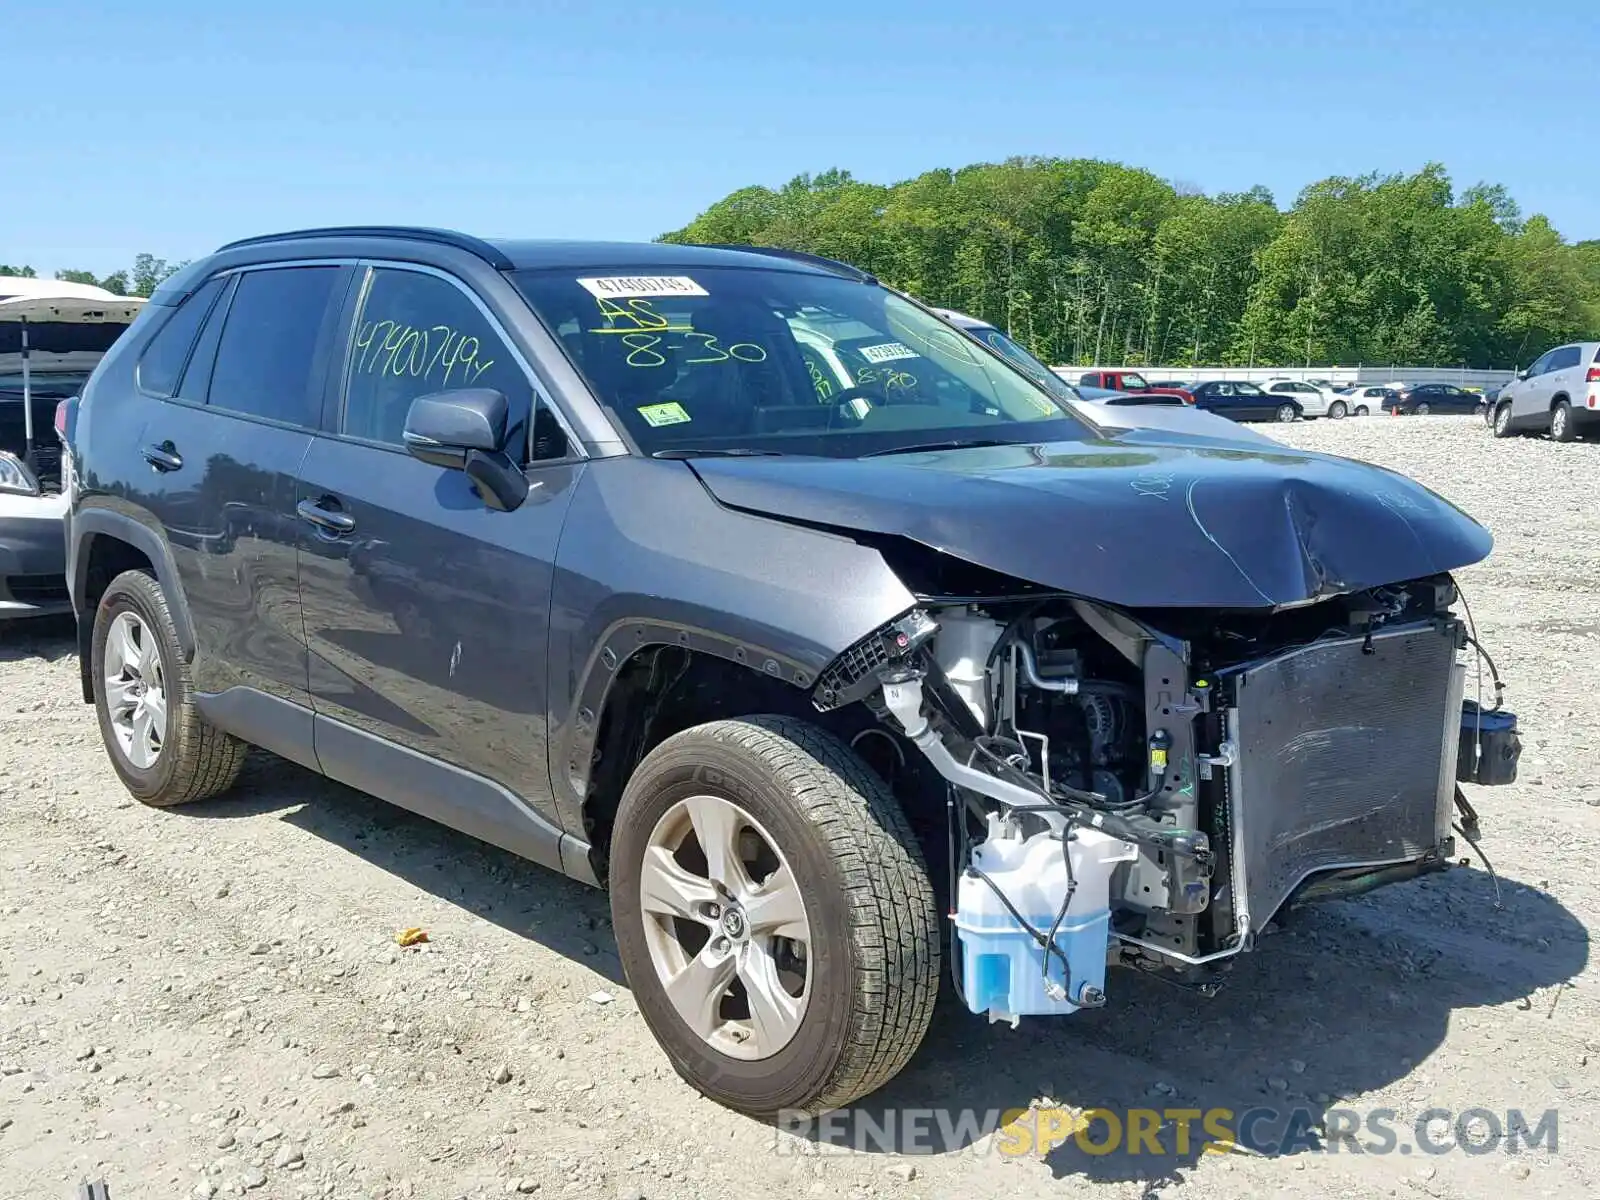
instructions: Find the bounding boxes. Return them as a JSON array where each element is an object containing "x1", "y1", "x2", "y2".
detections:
[
  {"x1": 1274, "y1": 403, "x2": 1298, "y2": 423},
  {"x1": 91, "y1": 570, "x2": 248, "y2": 806},
  {"x1": 1551, "y1": 400, "x2": 1577, "y2": 442},
  {"x1": 609, "y1": 716, "x2": 939, "y2": 1116},
  {"x1": 1328, "y1": 400, "x2": 1347, "y2": 419}
]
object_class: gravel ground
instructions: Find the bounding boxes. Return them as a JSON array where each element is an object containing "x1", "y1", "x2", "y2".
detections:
[{"x1": 1, "y1": 414, "x2": 1596, "y2": 1200}]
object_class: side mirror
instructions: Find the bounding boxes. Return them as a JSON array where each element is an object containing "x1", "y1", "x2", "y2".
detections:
[
  {"x1": 1515, "y1": 369, "x2": 1529, "y2": 381},
  {"x1": 403, "y1": 388, "x2": 508, "y2": 467},
  {"x1": 402, "y1": 388, "x2": 527, "y2": 512}
]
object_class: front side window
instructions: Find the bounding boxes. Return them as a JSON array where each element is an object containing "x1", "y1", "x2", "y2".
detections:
[
  {"x1": 513, "y1": 267, "x2": 1086, "y2": 457},
  {"x1": 1119, "y1": 372, "x2": 1150, "y2": 390},
  {"x1": 208, "y1": 267, "x2": 341, "y2": 427},
  {"x1": 339, "y1": 267, "x2": 559, "y2": 458},
  {"x1": 137, "y1": 276, "x2": 226, "y2": 397}
]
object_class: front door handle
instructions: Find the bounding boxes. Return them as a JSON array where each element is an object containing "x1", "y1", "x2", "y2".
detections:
[
  {"x1": 142, "y1": 442, "x2": 183, "y2": 472},
  {"x1": 297, "y1": 497, "x2": 356, "y2": 535}
]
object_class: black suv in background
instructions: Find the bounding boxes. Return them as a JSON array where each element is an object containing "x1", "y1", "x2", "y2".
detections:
[{"x1": 61, "y1": 227, "x2": 1507, "y2": 1118}]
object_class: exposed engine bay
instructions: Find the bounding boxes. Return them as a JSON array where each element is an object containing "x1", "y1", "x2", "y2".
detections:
[{"x1": 814, "y1": 573, "x2": 1517, "y2": 1025}]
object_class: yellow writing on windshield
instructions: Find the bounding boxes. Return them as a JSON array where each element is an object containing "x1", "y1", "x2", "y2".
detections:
[
  {"x1": 587, "y1": 297, "x2": 691, "y2": 335},
  {"x1": 593, "y1": 298, "x2": 769, "y2": 368}
]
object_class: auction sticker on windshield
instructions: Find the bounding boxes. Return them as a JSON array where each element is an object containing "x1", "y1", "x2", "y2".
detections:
[
  {"x1": 577, "y1": 276, "x2": 708, "y2": 299},
  {"x1": 637, "y1": 401, "x2": 692, "y2": 427},
  {"x1": 858, "y1": 342, "x2": 919, "y2": 364}
]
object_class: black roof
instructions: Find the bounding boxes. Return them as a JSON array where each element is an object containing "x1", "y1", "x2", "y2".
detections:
[{"x1": 215, "y1": 226, "x2": 869, "y2": 280}]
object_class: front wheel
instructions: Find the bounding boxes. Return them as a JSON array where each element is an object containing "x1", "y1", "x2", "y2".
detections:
[
  {"x1": 609, "y1": 716, "x2": 939, "y2": 1116},
  {"x1": 1492, "y1": 403, "x2": 1515, "y2": 438},
  {"x1": 1328, "y1": 400, "x2": 1348, "y2": 419},
  {"x1": 1415, "y1": 402, "x2": 1431, "y2": 415},
  {"x1": 1275, "y1": 403, "x2": 1298, "y2": 423}
]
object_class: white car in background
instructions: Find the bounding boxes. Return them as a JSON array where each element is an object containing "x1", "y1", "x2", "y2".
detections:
[
  {"x1": 1, "y1": 279, "x2": 144, "y2": 619},
  {"x1": 1261, "y1": 377, "x2": 1339, "y2": 418},
  {"x1": 1490, "y1": 341, "x2": 1600, "y2": 441},
  {"x1": 1337, "y1": 384, "x2": 1399, "y2": 416}
]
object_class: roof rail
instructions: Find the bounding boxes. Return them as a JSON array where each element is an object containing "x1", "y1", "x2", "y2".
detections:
[
  {"x1": 216, "y1": 226, "x2": 514, "y2": 270},
  {"x1": 689, "y1": 243, "x2": 876, "y2": 284}
]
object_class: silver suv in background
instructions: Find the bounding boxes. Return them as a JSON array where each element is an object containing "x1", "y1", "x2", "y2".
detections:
[
  {"x1": 1, "y1": 281, "x2": 143, "y2": 620},
  {"x1": 1490, "y1": 341, "x2": 1600, "y2": 441}
]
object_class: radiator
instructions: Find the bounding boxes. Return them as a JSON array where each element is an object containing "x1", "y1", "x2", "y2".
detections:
[{"x1": 1222, "y1": 620, "x2": 1465, "y2": 930}]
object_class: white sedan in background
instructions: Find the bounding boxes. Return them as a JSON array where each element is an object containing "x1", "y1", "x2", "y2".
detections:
[{"x1": 1261, "y1": 378, "x2": 1340, "y2": 418}]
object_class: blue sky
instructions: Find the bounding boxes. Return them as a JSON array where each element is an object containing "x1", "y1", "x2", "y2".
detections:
[{"x1": 8, "y1": 0, "x2": 1597, "y2": 277}]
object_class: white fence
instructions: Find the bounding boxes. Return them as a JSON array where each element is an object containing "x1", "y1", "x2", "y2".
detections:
[{"x1": 1053, "y1": 365, "x2": 1517, "y2": 390}]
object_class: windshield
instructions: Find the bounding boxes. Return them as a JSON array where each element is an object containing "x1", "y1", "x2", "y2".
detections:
[
  {"x1": 961, "y1": 324, "x2": 1080, "y2": 404},
  {"x1": 512, "y1": 267, "x2": 1089, "y2": 457}
]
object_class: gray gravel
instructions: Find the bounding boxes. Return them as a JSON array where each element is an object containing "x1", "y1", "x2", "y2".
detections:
[{"x1": 0, "y1": 413, "x2": 1595, "y2": 1199}]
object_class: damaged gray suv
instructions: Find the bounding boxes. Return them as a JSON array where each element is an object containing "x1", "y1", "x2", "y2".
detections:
[{"x1": 61, "y1": 227, "x2": 1519, "y2": 1116}]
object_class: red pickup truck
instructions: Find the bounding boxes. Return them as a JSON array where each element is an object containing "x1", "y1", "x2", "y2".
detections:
[{"x1": 1077, "y1": 370, "x2": 1195, "y2": 403}]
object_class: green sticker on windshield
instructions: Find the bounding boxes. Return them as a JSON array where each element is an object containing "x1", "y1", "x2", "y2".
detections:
[{"x1": 637, "y1": 401, "x2": 691, "y2": 427}]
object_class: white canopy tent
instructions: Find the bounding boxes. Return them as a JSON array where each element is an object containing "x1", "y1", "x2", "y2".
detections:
[{"x1": 0, "y1": 280, "x2": 145, "y2": 470}]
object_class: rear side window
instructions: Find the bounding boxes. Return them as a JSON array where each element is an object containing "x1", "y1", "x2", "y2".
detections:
[
  {"x1": 136, "y1": 276, "x2": 226, "y2": 397},
  {"x1": 175, "y1": 276, "x2": 236, "y2": 403},
  {"x1": 207, "y1": 267, "x2": 341, "y2": 427},
  {"x1": 1548, "y1": 346, "x2": 1582, "y2": 371}
]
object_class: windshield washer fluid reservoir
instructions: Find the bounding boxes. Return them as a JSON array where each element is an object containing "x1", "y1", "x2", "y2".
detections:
[{"x1": 954, "y1": 815, "x2": 1138, "y2": 1023}]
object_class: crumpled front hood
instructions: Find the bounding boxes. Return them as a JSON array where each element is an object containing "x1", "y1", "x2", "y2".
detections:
[{"x1": 689, "y1": 431, "x2": 1493, "y2": 609}]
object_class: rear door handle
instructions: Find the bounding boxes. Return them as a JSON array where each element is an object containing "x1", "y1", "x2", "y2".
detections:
[
  {"x1": 297, "y1": 497, "x2": 356, "y2": 534},
  {"x1": 142, "y1": 442, "x2": 183, "y2": 472}
]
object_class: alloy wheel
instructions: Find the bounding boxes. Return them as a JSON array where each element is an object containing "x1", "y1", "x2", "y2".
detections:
[
  {"x1": 1275, "y1": 403, "x2": 1297, "y2": 422},
  {"x1": 102, "y1": 611, "x2": 168, "y2": 769},
  {"x1": 638, "y1": 794, "x2": 812, "y2": 1060}
]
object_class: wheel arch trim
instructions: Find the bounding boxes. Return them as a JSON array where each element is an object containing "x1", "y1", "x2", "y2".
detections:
[{"x1": 552, "y1": 617, "x2": 821, "y2": 832}]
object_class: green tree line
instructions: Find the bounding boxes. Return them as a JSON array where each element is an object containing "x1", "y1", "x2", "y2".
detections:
[
  {"x1": 662, "y1": 160, "x2": 1600, "y2": 370},
  {"x1": 1, "y1": 253, "x2": 185, "y2": 299}
]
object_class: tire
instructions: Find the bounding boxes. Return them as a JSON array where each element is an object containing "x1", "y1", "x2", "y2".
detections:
[
  {"x1": 608, "y1": 715, "x2": 939, "y2": 1117},
  {"x1": 1355, "y1": 405, "x2": 1369, "y2": 417},
  {"x1": 1551, "y1": 400, "x2": 1576, "y2": 443},
  {"x1": 1328, "y1": 400, "x2": 1347, "y2": 419},
  {"x1": 1492, "y1": 402, "x2": 1515, "y2": 439},
  {"x1": 91, "y1": 569, "x2": 248, "y2": 806},
  {"x1": 1274, "y1": 403, "x2": 1298, "y2": 423},
  {"x1": 1415, "y1": 402, "x2": 1430, "y2": 415}
]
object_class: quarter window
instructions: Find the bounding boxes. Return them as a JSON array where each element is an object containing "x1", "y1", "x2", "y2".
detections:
[
  {"x1": 136, "y1": 276, "x2": 226, "y2": 397},
  {"x1": 341, "y1": 268, "x2": 556, "y2": 459},
  {"x1": 208, "y1": 267, "x2": 342, "y2": 427}
]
